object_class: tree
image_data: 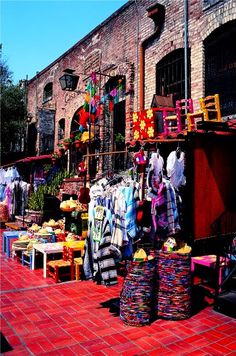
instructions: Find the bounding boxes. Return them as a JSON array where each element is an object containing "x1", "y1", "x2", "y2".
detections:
[{"x1": 0, "y1": 58, "x2": 26, "y2": 165}]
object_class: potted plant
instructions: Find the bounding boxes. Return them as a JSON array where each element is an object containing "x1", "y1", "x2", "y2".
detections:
[
  {"x1": 63, "y1": 138, "x2": 72, "y2": 149},
  {"x1": 51, "y1": 152, "x2": 59, "y2": 164},
  {"x1": 57, "y1": 143, "x2": 65, "y2": 157},
  {"x1": 26, "y1": 185, "x2": 46, "y2": 224},
  {"x1": 43, "y1": 164, "x2": 52, "y2": 179},
  {"x1": 114, "y1": 133, "x2": 125, "y2": 150},
  {"x1": 74, "y1": 132, "x2": 82, "y2": 148},
  {"x1": 26, "y1": 170, "x2": 73, "y2": 224}
]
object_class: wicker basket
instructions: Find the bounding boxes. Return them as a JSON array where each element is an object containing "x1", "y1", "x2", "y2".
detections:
[
  {"x1": 0, "y1": 203, "x2": 9, "y2": 222},
  {"x1": 155, "y1": 251, "x2": 191, "y2": 320},
  {"x1": 120, "y1": 259, "x2": 156, "y2": 326}
]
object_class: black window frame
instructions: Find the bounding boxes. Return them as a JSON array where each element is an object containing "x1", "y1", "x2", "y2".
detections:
[
  {"x1": 58, "y1": 118, "x2": 65, "y2": 141},
  {"x1": 205, "y1": 20, "x2": 236, "y2": 117},
  {"x1": 156, "y1": 48, "x2": 190, "y2": 104},
  {"x1": 43, "y1": 82, "x2": 53, "y2": 103}
]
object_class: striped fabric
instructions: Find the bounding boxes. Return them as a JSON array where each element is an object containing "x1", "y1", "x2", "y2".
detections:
[
  {"x1": 84, "y1": 209, "x2": 117, "y2": 286},
  {"x1": 151, "y1": 180, "x2": 180, "y2": 241},
  {"x1": 166, "y1": 181, "x2": 180, "y2": 234}
]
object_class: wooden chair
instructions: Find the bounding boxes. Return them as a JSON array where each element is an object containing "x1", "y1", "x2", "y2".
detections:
[
  {"x1": 74, "y1": 256, "x2": 84, "y2": 281},
  {"x1": 22, "y1": 239, "x2": 38, "y2": 269},
  {"x1": 187, "y1": 94, "x2": 222, "y2": 131},
  {"x1": 163, "y1": 98, "x2": 194, "y2": 135},
  {"x1": 199, "y1": 94, "x2": 221, "y2": 122},
  {"x1": 47, "y1": 246, "x2": 75, "y2": 283},
  {"x1": 22, "y1": 250, "x2": 33, "y2": 269},
  {"x1": 187, "y1": 111, "x2": 204, "y2": 132}
]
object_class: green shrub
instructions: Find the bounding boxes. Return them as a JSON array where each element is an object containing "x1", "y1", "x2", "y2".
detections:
[{"x1": 27, "y1": 170, "x2": 72, "y2": 211}]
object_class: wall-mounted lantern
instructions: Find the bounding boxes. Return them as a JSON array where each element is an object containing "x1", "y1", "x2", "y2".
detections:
[{"x1": 59, "y1": 68, "x2": 79, "y2": 91}]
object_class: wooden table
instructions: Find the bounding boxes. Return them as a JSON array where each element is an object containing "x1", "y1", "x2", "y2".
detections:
[
  {"x1": 191, "y1": 255, "x2": 229, "y2": 287},
  {"x1": 32, "y1": 241, "x2": 85, "y2": 278}
]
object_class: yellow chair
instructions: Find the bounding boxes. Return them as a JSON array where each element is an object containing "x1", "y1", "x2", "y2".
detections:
[
  {"x1": 199, "y1": 94, "x2": 221, "y2": 122},
  {"x1": 62, "y1": 241, "x2": 85, "y2": 281},
  {"x1": 74, "y1": 256, "x2": 84, "y2": 281},
  {"x1": 187, "y1": 111, "x2": 204, "y2": 132},
  {"x1": 187, "y1": 94, "x2": 222, "y2": 131}
]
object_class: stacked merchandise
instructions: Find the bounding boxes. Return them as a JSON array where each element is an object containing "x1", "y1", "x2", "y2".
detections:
[
  {"x1": 120, "y1": 250, "x2": 155, "y2": 326},
  {"x1": 156, "y1": 251, "x2": 191, "y2": 320}
]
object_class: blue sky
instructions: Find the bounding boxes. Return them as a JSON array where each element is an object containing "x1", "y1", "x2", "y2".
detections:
[{"x1": 1, "y1": 0, "x2": 127, "y2": 83}]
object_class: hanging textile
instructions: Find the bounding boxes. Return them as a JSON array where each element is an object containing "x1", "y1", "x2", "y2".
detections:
[
  {"x1": 110, "y1": 182, "x2": 139, "y2": 259},
  {"x1": 151, "y1": 179, "x2": 180, "y2": 247},
  {"x1": 132, "y1": 109, "x2": 155, "y2": 140},
  {"x1": 84, "y1": 205, "x2": 118, "y2": 286},
  {"x1": 166, "y1": 150, "x2": 186, "y2": 190},
  {"x1": 147, "y1": 151, "x2": 164, "y2": 198}
]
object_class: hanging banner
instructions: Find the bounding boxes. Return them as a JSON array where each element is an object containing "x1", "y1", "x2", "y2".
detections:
[{"x1": 132, "y1": 109, "x2": 155, "y2": 140}]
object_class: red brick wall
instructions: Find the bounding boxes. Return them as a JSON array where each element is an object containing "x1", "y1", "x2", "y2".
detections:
[{"x1": 27, "y1": 0, "x2": 236, "y2": 151}]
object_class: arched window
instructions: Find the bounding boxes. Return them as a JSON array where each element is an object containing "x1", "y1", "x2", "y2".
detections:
[
  {"x1": 205, "y1": 20, "x2": 236, "y2": 116},
  {"x1": 156, "y1": 49, "x2": 190, "y2": 103},
  {"x1": 43, "y1": 82, "x2": 53, "y2": 102},
  {"x1": 58, "y1": 118, "x2": 65, "y2": 140},
  {"x1": 70, "y1": 107, "x2": 83, "y2": 135}
]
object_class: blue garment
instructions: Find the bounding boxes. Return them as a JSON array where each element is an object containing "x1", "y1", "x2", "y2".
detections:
[{"x1": 0, "y1": 184, "x2": 6, "y2": 202}]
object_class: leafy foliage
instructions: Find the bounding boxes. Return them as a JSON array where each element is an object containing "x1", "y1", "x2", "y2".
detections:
[
  {"x1": 115, "y1": 133, "x2": 125, "y2": 143},
  {"x1": 27, "y1": 170, "x2": 73, "y2": 211},
  {"x1": 0, "y1": 58, "x2": 13, "y2": 86},
  {"x1": 74, "y1": 132, "x2": 82, "y2": 140},
  {"x1": 0, "y1": 59, "x2": 26, "y2": 164}
]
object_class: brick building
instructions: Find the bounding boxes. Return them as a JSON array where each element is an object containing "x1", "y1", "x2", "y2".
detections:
[{"x1": 26, "y1": 0, "x2": 236, "y2": 173}]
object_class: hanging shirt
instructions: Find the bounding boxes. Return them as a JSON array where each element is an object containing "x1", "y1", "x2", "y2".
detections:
[
  {"x1": 84, "y1": 206, "x2": 117, "y2": 286},
  {"x1": 151, "y1": 179, "x2": 180, "y2": 240},
  {"x1": 0, "y1": 169, "x2": 6, "y2": 184},
  {"x1": 166, "y1": 151, "x2": 186, "y2": 190},
  {"x1": 0, "y1": 184, "x2": 6, "y2": 202}
]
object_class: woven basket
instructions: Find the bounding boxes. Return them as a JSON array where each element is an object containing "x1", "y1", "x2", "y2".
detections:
[
  {"x1": 0, "y1": 203, "x2": 9, "y2": 222},
  {"x1": 155, "y1": 251, "x2": 191, "y2": 320},
  {"x1": 120, "y1": 259, "x2": 156, "y2": 326}
]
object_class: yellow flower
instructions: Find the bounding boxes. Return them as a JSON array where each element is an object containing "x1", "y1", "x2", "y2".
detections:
[
  {"x1": 134, "y1": 130, "x2": 140, "y2": 140},
  {"x1": 140, "y1": 120, "x2": 146, "y2": 130},
  {"x1": 132, "y1": 112, "x2": 139, "y2": 123},
  {"x1": 147, "y1": 126, "x2": 154, "y2": 137},
  {"x1": 146, "y1": 109, "x2": 153, "y2": 119}
]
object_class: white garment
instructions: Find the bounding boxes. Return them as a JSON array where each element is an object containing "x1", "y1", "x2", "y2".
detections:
[
  {"x1": 89, "y1": 184, "x2": 104, "y2": 200},
  {"x1": 0, "y1": 169, "x2": 6, "y2": 184},
  {"x1": 4, "y1": 167, "x2": 20, "y2": 183},
  {"x1": 150, "y1": 152, "x2": 164, "y2": 176},
  {"x1": 166, "y1": 150, "x2": 186, "y2": 189}
]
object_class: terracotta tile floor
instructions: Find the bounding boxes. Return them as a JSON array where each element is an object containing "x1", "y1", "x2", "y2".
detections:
[{"x1": 1, "y1": 232, "x2": 236, "y2": 355}]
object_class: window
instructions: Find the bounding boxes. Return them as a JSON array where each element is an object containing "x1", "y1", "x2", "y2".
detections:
[
  {"x1": 205, "y1": 20, "x2": 236, "y2": 116},
  {"x1": 38, "y1": 109, "x2": 55, "y2": 154},
  {"x1": 156, "y1": 49, "x2": 190, "y2": 103},
  {"x1": 43, "y1": 82, "x2": 53, "y2": 102},
  {"x1": 58, "y1": 118, "x2": 65, "y2": 140},
  {"x1": 203, "y1": 0, "x2": 223, "y2": 10},
  {"x1": 104, "y1": 75, "x2": 126, "y2": 172}
]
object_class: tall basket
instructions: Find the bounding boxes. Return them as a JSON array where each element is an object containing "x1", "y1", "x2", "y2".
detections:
[
  {"x1": 120, "y1": 259, "x2": 156, "y2": 326},
  {"x1": 155, "y1": 251, "x2": 191, "y2": 320}
]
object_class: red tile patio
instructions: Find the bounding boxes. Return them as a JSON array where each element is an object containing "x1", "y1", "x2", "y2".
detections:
[{"x1": 1, "y1": 231, "x2": 236, "y2": 355}]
